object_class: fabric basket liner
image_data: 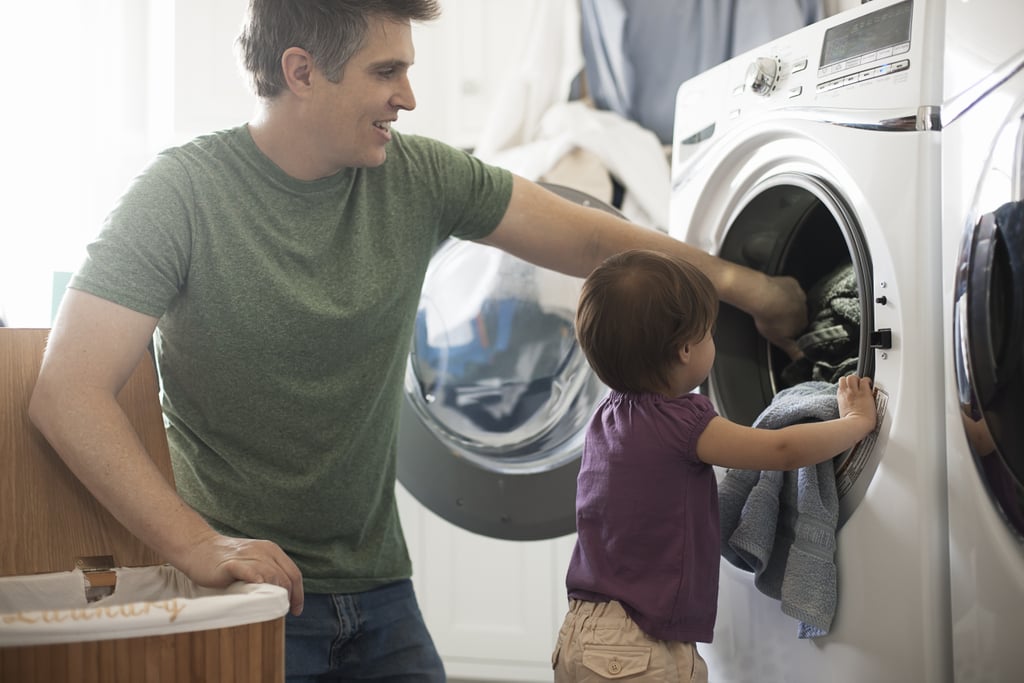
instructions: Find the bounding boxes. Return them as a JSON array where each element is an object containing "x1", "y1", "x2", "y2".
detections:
[{"x1": 0, "y1": 565, "x2": 288, "y2": 647}]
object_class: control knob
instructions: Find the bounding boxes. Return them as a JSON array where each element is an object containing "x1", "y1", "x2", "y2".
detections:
[{"x1": 745, "y1": 56, "x2": 781, "y2": 96}]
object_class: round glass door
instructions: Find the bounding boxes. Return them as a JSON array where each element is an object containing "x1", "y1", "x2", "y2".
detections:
[
  {"x1": 397, "y1": 183, "x2": 622, "y2": 540},
  {"x1": 707, "y1": 172, "x2": 875, "y2": 526},
  {"x1": 405, "y1": 239, "x2": 602, "y2": 473}
]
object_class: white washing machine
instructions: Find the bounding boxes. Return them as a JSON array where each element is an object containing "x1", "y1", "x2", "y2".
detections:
[
  {"x1": 669, "y1": 1, "x2": 951, "y2": 681},
  {"x1": 941, "y1": 1, "x2": 1024, "y2": 680}
]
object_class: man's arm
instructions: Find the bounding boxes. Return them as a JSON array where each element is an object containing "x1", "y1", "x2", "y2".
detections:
[
  {"x1": 479, "y1": 175, "x2": 807, "y2": 357},
  {"x1": 29, "y1": 289, "x2": 304, "y2": 614}
]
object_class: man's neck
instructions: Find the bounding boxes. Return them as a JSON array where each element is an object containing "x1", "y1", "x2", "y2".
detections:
[{"x1": 248, "y1": 104, "x2": 335, "y2": 181}]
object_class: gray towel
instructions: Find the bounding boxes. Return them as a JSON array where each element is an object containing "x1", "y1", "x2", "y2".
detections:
[{"x1": 718, "y1": 381, "x2": 841, "y2": 638}]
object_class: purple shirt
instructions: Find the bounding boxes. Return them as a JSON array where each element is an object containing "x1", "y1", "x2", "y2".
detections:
[{"x1": 566, "y1": 390, "x2": 720, "y2": 642}]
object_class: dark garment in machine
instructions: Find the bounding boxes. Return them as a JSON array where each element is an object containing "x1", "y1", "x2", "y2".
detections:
[{"x1": 782, "y1": 263, "x2": 860, "y2": 387}]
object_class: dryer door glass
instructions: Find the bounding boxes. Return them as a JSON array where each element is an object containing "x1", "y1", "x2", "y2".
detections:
[
  {"x1": 397, "y1": 184, "x2": 619, "y2": 540},
  {"x1": 953, "y1": 107, "x2": 1024, "y2": 538},
  {"x1": 406, "y1": 239, "x2": 603, "y2": 471}
]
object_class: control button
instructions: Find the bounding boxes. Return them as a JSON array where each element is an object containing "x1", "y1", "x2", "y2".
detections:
[
  {"x1": 792, "y1": 58, "x2": 808, "y2": 73},
  {"x1": 860, "y1": 51, "x2": 877, "y2": 64},
  {"x1": 876, "y1": 46, "x2": 894, "y2": 59},
  {"x1": 732, "y1": 84, "x2": 744, "y2": 96},
  {"x1": 893, "y1": 42, "x2": 910, "y2": 55},
  {"x1": 788, "y1": 86, "x2": 803, "y2": 98}
]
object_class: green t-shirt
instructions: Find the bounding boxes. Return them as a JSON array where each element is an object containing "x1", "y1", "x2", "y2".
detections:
[{"x1": 71, "y1": 126, "x2": 514, "y2": 593}]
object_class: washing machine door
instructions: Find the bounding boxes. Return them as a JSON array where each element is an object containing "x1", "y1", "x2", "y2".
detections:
[
  {"x1": 953, "y1": 97, "x2": 1024, "y2": 538},
  {"x1": 692, "y1": 172, "x2": 877, "y2": 526},
  {"x1": 396, "y1": 183, "x2": 620, "y2": 541}
]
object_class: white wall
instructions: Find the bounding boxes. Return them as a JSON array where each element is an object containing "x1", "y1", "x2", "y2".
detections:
[
  {"x1": 168, "y1": 0, "x2": 254, "y2": 142},
  {"x1": 826, "y1": 0, "x2": 865, "y2": 15},
  {"x1": 1, "y1": 1, "x2": 160, "y2": 326}
]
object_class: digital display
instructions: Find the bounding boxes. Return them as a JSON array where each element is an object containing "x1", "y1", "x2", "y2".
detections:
[{"x1": 820, "y1": 0, "x2": 913, "y2": 67}]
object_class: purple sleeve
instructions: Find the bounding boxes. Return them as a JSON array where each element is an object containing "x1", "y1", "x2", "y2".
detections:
[{"x1": 669, "y1": 393, "x2": 718, "y2": 462}]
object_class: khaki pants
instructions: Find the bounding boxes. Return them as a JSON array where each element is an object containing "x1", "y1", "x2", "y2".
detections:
[{"x1": 552, "y1": 599, "x2": 709, "y2": 682}]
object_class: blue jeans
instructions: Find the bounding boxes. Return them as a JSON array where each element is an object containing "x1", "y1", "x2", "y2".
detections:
[{"x1": 285, "y1": 579, "x2": 446, "y2": 682}]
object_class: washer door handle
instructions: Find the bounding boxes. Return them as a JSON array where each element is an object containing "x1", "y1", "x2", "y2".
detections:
[{"x1": 869, "y1": 328, "x2": 893, "y2": 349}]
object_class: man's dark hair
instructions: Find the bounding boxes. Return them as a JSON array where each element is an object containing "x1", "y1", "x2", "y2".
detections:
[{"x1": 237, "y1": 0, "x2": 441, "y2": 98}]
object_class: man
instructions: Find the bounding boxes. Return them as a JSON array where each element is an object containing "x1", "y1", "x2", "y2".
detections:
[{"x1": 29, "y1": 1, "x2": 806, "y2": 679}]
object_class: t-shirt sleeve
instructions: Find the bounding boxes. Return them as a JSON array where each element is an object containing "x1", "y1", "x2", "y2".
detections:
[
  {"x1": 392, "y1": 133, "x2": 514, "y2": 242},
  {"x1": 70, "y1": 152, "x2": 194, "y2": 318},
  {"x1": 669, "y1": 393, "x2": 719, "y2": 462}
]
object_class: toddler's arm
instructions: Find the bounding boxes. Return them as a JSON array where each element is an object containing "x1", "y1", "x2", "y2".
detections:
[{"x1": 696, "y1": 375, "x2": 877, "y2": 471}]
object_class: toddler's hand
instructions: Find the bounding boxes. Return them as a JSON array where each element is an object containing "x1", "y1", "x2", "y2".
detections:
[{"x1": 837, "y1": 374, "x2": 877, "y2": 435}]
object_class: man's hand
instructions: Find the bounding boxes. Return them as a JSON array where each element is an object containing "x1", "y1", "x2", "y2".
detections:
[
  {"x1": 177, "y1": 531, "x2": 305, "y2": 616},
  {"x1": 751, "y1": 274, "x2": 808, "y2": 360}
]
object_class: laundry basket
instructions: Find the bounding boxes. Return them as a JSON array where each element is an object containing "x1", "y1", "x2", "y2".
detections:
[{"x1": 0, "y1": 328, "x2": 288, "y2": 682}]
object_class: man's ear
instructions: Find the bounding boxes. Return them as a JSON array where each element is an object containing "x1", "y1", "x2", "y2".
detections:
[{"x1": 281, "y1": 47, "x2": 314, "y2": 95}]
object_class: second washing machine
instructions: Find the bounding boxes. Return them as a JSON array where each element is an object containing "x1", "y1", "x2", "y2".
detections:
[{"x1": 941, "y1": 0, "x2": 1024, "y2": 679}]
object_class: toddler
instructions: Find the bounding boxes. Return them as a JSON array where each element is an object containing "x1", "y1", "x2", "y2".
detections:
[{"x1": 552, "y1": 249, "x2": 876, "y2": 682}]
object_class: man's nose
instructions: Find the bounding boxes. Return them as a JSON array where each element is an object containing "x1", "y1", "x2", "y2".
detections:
[{"x1": 391, "y1": 76, "x2": 416, "y2": 111}]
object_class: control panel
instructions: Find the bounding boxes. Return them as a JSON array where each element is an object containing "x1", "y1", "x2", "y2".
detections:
[
  {"x1": 671, "y1": 0, "x2": 937, "y2": 179},
  {"x1": 741, "y1": 0, "x2": 914, "y2": 101}
]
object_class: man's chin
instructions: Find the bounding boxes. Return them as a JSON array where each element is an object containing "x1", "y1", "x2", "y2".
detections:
[{"x1": 358, "y1": 149, "x2": 388, "y2": 168}]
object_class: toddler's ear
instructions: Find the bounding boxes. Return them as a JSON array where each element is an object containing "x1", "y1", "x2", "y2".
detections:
[{"x1": 677, "y1": 343, "x2": 691, "y2": 365}]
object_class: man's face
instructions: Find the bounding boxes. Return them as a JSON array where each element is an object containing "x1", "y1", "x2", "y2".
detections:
[{"x1": 309, "y1": 16, "x2": 417, "y2": 169}]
